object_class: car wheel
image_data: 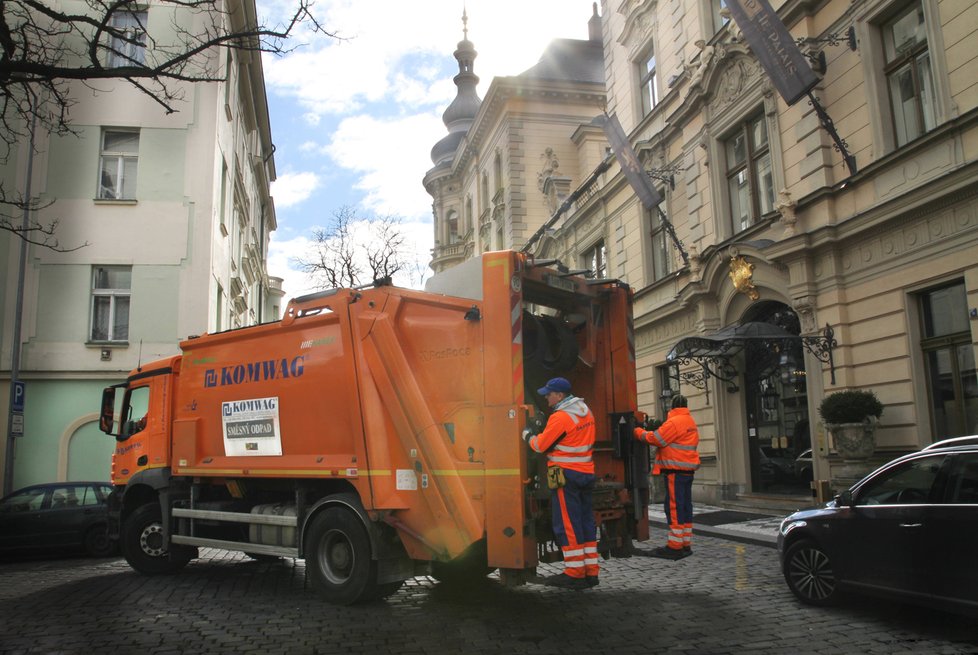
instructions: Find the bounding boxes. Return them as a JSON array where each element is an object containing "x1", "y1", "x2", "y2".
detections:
[
  {"x1": 121, "y1": 503, "x2": 192, "y2": 574},
  {"x1": 83, "y1": 524, "x2": 116, "y2": 557},
  {"x1": 783, "y1": 539, "x2": 838, "y2": 606},
  {"x1": 305, "y1": 507, "x2": 374, "y2": 605}
]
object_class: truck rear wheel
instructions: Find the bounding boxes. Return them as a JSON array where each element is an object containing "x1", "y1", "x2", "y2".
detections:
[
  {"x1": 122, "y1": 503, "x2": 192, "y2": 574},
  {"x1": 305, "y1": 507, "x2": 375, "y2": 605}
]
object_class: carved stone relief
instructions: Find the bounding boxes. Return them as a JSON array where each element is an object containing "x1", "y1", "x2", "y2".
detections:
[
  {"x1": 713, "y1": 57, "x2": 761, "y2": 112},
  {"x1": 537, "y1": 147, "x2": 571, "y2": 215},
  {"x1": 776, "y1": 189, "x2": 798, "y2": 237}
]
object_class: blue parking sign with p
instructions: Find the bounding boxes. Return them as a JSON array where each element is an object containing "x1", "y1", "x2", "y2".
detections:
[{"x1": 12, "y1": 381, "x2": 25, "y2": 412}]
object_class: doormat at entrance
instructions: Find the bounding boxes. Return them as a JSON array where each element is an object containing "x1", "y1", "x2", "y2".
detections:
[{"x1": 693, "y1": 510, "x2": 766, "y2": 526}]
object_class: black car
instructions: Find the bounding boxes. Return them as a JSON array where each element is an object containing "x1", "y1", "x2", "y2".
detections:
[
  {"x1": 778, "y1": 441, "x2": 978, "y2": 615},
  {"x1": 0, "y1": 482, "x2": 116, "y2": 557}
]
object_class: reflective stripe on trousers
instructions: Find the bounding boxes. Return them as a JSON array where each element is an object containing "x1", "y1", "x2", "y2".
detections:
[{"x1": 552, "y1": 468, "x2": 598, "y2": 578}]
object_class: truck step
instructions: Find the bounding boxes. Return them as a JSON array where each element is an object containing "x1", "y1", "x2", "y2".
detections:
[{"x1": 171, "y1": 535, "x2": 298, "y2": 558}]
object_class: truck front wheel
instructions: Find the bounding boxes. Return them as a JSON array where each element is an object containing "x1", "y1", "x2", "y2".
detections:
[
  {"x1": 305, "y1": 507, "x2": 374, "y2": 605},
  {"x1": 122, "y1": 503, "x2": 192, "y2": 574}
]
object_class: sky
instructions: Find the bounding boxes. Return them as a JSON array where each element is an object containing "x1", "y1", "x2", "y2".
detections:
[{"x1": 256, "y1": 0, "x2": 598, "y2": 301}]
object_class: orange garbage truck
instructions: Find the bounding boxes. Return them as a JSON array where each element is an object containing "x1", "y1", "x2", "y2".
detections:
[{"x1": 100, "y1": 250, "x2": 649, "y2": 603}]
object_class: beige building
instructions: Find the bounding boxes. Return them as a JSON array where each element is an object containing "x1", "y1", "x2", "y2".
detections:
[
  {"x1": 426, "y1": 0, "x2": 978, "y2": 505},
  {"x1": 0, "y1": 0, "x2": 284, "y2": 492}
]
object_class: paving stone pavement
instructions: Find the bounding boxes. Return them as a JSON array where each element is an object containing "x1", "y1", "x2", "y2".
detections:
[{"x1": 1, "y1": 526, "x2": 976, "y2": 655}]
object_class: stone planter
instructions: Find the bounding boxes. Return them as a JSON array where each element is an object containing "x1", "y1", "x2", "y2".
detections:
[{"x1": 827, "y1": 422, "x2": 877, "y2": 462}]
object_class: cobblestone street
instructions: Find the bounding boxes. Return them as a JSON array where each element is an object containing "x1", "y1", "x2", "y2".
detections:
[{"x1": 2, "y1": 526, "x2": 976, "y2": 655}]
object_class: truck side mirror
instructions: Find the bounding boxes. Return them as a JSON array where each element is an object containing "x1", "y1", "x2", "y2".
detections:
[{"x1": 99, "y1": 387, "x2": 117, "y2": 435}]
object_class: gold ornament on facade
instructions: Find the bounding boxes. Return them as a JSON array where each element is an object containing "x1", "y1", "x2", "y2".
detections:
[{"x1": 729, "y1": 255, "x2": 759, "y2": 301}]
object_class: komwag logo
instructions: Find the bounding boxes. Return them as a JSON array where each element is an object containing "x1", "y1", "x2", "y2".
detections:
[
  {"x1": 221, "y1": 397, "x2": 278, "y2": 416},
  {"x1": 204, "y1": 357, "x2": 304, "y2": 388}
]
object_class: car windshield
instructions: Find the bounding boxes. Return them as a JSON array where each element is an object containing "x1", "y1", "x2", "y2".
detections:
[{"x1": 856, "y1": 455, "x2": 945, "y2": 505}]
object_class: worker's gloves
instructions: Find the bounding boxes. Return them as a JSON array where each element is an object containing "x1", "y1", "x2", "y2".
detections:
[{"x1": 521, "y1": 429, "x2": 533, "y2": 443}]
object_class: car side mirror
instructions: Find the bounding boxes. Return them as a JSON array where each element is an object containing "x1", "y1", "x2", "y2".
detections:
[{"x1": 838, "y1": 489, "x2": 854, "y2": 507}]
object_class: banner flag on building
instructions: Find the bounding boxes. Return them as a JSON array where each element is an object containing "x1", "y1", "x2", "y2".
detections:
[
  {"x1": 725, "y1": 0, "x2": 818, "y2": 106},
  {"x1": 595, "y1": 113, "x2": 662, "y2": 210}
]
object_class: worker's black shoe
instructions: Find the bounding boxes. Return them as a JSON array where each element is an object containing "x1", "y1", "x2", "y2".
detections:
[
  {"x1": 647, "y1": 546, "x2": 688, "y2": 560},
  {"x1": 585, "y1": 576, "x2": 600, "y2": 587},
  {"x1": 541, "y1": 573, "x2": 587, "y2": 590}
]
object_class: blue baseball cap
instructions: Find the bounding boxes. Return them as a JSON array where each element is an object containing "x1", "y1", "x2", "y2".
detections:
[{"x1": 537, "y1": 377, "x2": 572, "y2": 395}]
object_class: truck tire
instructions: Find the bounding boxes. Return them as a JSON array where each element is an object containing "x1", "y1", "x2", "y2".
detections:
[
  {"x1": 83, "y1": 524, "x2": 116, "y2": 557},
  {"x1": 305, "y1": 507, "x2": 375, "y2": 605},
  {"x1": 121, "y1": 503, "x2": 192, "y2": 574}
]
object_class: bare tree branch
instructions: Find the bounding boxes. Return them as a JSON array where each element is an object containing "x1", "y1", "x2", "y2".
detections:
[
  {"x1": 0, "y1": 0, "x2": 335, "y2": 249},
  {"x1": 293, "y1": 207, "x2": 418, "y2": 290}
]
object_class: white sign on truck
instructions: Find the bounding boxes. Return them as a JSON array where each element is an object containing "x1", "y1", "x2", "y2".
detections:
[{"x1": 221, "y1": 397, "x2": 282, "y2": 456}]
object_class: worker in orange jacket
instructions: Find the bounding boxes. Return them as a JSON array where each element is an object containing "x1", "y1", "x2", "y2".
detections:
[
  {"x1": 634, "y1": 393, "x2": 700, "y2": 560},
  {"x1": 523, "y1": 377, "x2": 599, "y2": 589}
]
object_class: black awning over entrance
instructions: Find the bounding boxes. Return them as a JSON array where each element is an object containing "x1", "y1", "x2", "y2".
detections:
[{"x1": 667, "y1": 321, "x2": 837, "y2": 390}]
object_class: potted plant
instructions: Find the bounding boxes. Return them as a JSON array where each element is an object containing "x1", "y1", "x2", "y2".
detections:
[{"x1": 818, "y1": 389, "x2": 884, "y2": 461}]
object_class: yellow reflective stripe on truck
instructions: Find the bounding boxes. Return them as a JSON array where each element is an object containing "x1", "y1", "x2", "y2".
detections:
[{"x1": 175, "y1": 468, "x2": 519, "y2": 477}]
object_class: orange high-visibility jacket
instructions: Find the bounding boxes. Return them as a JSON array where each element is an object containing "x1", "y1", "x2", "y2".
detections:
[
  {"x1": 634, "y1": 407, "x2": 700, "y2": 475},
  {"x1": 529, "y1": 397, "x2": 596, "y2": 474}
]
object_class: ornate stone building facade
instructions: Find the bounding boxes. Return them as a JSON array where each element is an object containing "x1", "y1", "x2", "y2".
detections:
[
  {"x1": 424, "y1": 8, "x2": 607, "y2": 274},
  {"x1": 426, "y1": 0, "x2": 978, "y2": 505}
]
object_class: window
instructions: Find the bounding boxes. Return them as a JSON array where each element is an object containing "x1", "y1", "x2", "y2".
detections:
[
  {"x1": 856, "y1": 455, "x2": 944, "y2": 505},
  {"x1": 0, "y1": 487, "x2": 46, "y2": 513},
  {"x1": 657, "y1": 363, "x2": 679, "y2": 420},
  {"x1": 91, "y1": 266, "x2": 131, "y2": 342},
  {"x1": 219, "y1": 158, "x2": 228, "y2": 232},
  {"x1": 883, "y1": 2, "x2": 936, "y2": 146},
  {"x1": 725, "y1": 115, "x2": 775, "y2": 232},
  {"x1": 494, "y1": 153, "x2": 503, "y2": 194},
  {"x1": 480, "y1": 174, "x2": 489, "y2": 214},
  {"x1": 99, "y1": 130, "x2": 139, "y2": 200},
  {"x1": 447, "y1": 210, "x2": 459, "y2": 244},
  {"x1": 583, "y1": 240, "x2": 606, "y2": 279},
  {"x1": 640, "y1": 47, "x2": 659, "y2": 115},
  {"x1": 712, "y1": 0, "x2": 729, "y2": 33},
  {"x1": 106, "y1": 10, "x2": 147, "y2": 68},
  {"x1": 648, "y1": 200, "x2": 672, "y2": 282},
  {"x1": 216, "y1": 283, "x2": 224, "y2": 332},
  {"x1": 920, "y1": 282, "x2": 977, "y2": 439},
  {"x1": 948, "y1": 454, "x2": 978, "y2": 504}
]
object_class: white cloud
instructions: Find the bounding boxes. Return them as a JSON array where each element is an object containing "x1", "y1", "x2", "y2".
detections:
[
  {"x1": 261, "y1": 0, "x2": 596, "y2": 120},
  {"x1": 326, "y1": 112, "x2": 445, "y2": 220},
  {"x1": 271, "y1": 171, "x2": 320, "y2": 208},
  {"x1": 302, "y1": 112, "x2": 321, "y2": 126}
]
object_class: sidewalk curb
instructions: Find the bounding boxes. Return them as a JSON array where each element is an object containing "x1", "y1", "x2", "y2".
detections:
[{"x1": 647, "y1": 515, "x2": 779, "y2": 549}]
